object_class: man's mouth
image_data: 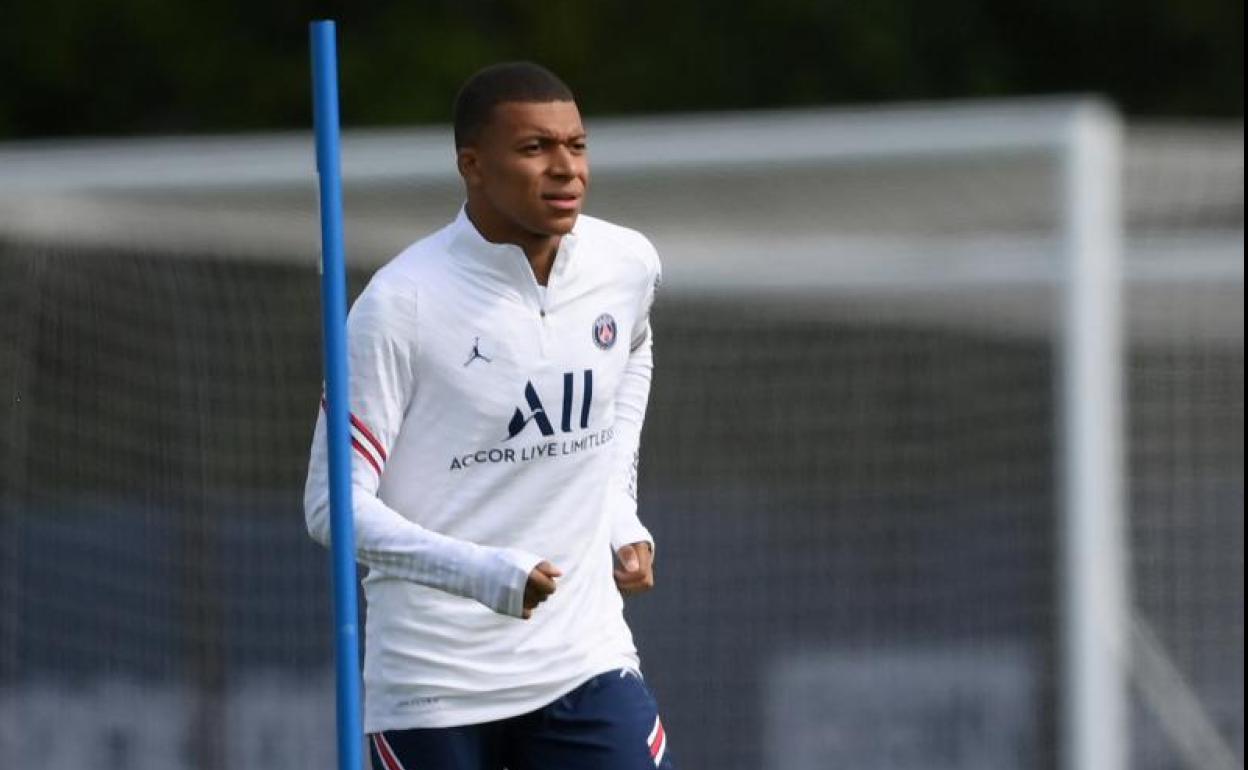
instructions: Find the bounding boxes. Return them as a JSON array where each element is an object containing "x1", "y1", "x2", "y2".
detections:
[{"x1": 542, "y1": 193, "x2": 580, "y2": 211}]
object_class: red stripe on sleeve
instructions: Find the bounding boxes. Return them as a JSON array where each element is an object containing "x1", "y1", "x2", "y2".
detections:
[
  {"x1": 320, "y1": 397, "x2": 389, "y2": 468},
  {"x1": 351, "y1": 437, "x2": 383, "y2": 477},
  {"x1": 350, "y1": 413, "x2": 389, "y2": 461}
]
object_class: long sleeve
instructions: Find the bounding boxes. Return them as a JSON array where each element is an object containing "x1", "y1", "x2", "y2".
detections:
[
  {"x1": 607, "y1": 258, "x2": 661, "y2": 553},
  {"x1": 303, "y1": 278, "x2": 541, "y2": 618}
]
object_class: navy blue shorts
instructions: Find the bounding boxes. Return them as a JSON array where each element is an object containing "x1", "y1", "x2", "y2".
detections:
[{"x1": 368, "y1": 668, "x2": 675, "y2": 770}]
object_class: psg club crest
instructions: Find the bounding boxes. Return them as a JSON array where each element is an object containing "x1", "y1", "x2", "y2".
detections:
[{"x1": 592, "y1": 313, "x2": 617, "y2": 350}]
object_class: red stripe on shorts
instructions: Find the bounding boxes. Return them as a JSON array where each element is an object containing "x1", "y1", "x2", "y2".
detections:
[
  {"x1": 650, "y1": 717, "x2": 666, "y2": 759},
  {"x1": 371, "y1": 733, "x2": 407, "y2": 770}
]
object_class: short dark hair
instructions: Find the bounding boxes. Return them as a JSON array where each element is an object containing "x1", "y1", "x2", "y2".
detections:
[{"x1": 453, "y1": 62, "x2": 575, "y2": 149}]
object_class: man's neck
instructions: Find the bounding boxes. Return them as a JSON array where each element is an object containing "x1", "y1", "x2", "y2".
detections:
[
  {"x1": 525, "y1": 246, "x2": 556, "y2": 286},
  {"x1": 465, "y1": 201, "x2": 559, "y2": 286}
]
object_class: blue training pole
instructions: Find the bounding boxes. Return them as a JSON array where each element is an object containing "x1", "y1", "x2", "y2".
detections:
[{"x1": 310, "y1": 20, "x2": 364, "y2": 770}]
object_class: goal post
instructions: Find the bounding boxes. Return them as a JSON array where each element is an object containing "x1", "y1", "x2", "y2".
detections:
[{"x1": 1058, "y1": 103, "x2": 1127, "y2": 770}]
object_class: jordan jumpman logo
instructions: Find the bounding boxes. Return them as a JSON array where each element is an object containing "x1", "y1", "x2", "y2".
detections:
[{"x1": 463, "y1": 336, "x2": 492, "y2": 367}]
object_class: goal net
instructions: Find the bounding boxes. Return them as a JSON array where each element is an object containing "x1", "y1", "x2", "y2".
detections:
[{"x1": 0, "y1": 103, "x2": 1241, "y2": 770}]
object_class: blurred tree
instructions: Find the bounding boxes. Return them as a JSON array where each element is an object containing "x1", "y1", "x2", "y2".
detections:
[{"x1": 0, "y1": 0, "x2": 1239, "y2": 139}]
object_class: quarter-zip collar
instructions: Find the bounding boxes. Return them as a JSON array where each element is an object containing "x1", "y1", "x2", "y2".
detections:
[{"x1": 448, "y1": 205, "x2": 580, "y2": 272}]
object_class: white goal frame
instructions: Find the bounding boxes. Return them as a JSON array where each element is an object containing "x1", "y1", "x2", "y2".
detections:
[{"x1": 0, "y1": 98, "x2": 1138, "y2": 770}]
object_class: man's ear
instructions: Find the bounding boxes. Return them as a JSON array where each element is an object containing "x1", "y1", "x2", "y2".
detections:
[{"x1": 457, "y1": 147, "x2": 481, "y2": 187}]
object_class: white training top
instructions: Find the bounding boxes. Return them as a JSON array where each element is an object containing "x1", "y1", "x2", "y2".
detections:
[{"x1": 304, "y1": 207, "x2": 660, "y2": 732}]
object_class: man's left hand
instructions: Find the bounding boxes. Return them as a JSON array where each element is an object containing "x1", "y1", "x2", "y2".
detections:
[{"x1": 614, "y1": 541, "x2": 655, "y2": 595}]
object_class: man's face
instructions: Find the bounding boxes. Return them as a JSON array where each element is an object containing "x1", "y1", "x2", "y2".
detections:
[{"x1": 459, "y1": 100, "x2": 589, "y2": 241}]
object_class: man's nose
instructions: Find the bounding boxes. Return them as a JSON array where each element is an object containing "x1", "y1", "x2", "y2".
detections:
[{"x1": 548, "y1": 145, "x2": 577, "y2": 177}]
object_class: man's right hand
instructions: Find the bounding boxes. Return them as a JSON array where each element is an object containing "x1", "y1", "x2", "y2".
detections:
[{"x1": 522, "y1": 561, "x2": 562, "y2": 619}]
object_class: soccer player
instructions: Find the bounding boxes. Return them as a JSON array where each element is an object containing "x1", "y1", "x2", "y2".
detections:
[{"x1": 304, "y1": 62, "x2": 673, "y2": 769}]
